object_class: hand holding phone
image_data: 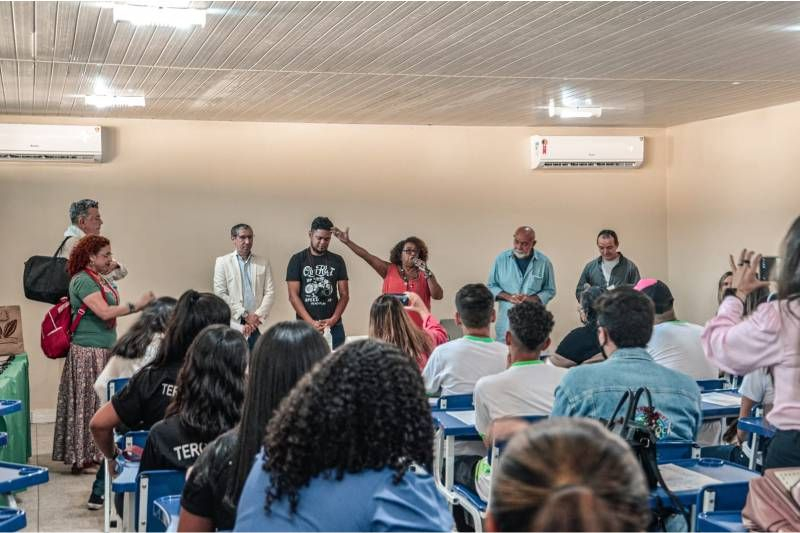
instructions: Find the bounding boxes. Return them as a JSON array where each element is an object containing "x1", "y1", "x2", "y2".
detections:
[{"x1": 386, "y1": 293, "x2": 409, "y2": 305}]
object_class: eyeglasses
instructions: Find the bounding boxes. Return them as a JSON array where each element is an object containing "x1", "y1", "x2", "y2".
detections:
[{"x1": 402, "y1": 249, "x2": 417, "y2": 254}]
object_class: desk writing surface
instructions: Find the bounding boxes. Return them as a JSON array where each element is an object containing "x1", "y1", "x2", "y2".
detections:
[{"x1": 111, "y1": 458, "x2": 139, "y2": 493}]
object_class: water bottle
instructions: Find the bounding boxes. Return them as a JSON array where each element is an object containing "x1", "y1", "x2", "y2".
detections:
[{"x1": 322, "y1": 327, "x2": 333, "y2": 348}]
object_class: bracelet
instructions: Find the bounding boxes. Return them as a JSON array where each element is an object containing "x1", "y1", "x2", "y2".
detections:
[{"x1": 127, "y1": 302, "x2": 135, "y2": 314}]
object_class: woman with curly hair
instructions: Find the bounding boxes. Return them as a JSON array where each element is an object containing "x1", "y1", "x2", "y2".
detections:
[
  {"x1": 234, "y1": 339, "x2": 452, "y2": 532},
  {"x1": 487, "y1": 418, "x2": 650, "y2": 532},
  {"x1": 369, "y1": 292, "x2": 447, "y2": 369},
  {"x1": 179, "y1": 321, "x2": 330, "y2": 531},
  {"x1": 332, "y1": 227, "x2": 443, "y2": 325},
  {"x1": 53, "y1": 235, "x2": 154, "y2": 474},
  {"x1": 139, "y1": 324, "x2": 246, "y2": 472}
]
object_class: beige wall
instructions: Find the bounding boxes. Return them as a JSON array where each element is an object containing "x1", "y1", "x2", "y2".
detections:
[
  {"x1": 0, "y1": 115, "x2": 667, "y2": 410},
  {"x1": 666, "y1": 101, "x2": 800, "y2": 325}
]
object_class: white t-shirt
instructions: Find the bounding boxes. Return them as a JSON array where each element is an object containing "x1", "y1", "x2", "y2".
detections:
[
  {"x1": 739, "y1": 369, "x2": 775, "y2": 408},
  {"x1": 601, "y1": 257, "x2": 619, "y2": 285},
  {"x1": 474, "y1": 361, "x2": 566, "y2": 437},
  {"x1": 422, "y1": 336, "x2": 507, "y2": 397},
  {"x1": 647, "y1": 321, "x2": 718, "y2": 379}
]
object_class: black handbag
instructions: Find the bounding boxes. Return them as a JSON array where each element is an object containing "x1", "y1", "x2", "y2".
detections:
[
  {"x1": 606, "y1": 387, "x2": 690, "y2": 530},
  {"x1": 23, "y1": 237, "x2": 71, "y2": 303}
]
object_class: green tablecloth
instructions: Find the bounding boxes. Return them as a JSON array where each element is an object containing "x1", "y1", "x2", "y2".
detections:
[{"x1": 0, "y1": 354, "x2": 31, "y2": 464}]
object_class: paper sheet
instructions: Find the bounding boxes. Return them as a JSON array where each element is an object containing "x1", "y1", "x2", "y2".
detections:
[
  {"x1": 659, "y1": 463, "x2": 721, "y2": 492},
  {"x1": 447, "y1": 410, "x2": 476, "y2": 426},
  {"x1": 702, "y1": 392, "x2": 741, "y2": 407}
]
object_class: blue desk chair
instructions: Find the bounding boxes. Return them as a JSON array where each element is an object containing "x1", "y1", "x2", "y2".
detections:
[
  {"x1": 697, "y1": 379, "x2": 728, "y2": 392},
  {"x1": 430, "y1": 393, "x2": 473, "y2": 411},
  {"x1": 0, "y1": 508, "x2": 25, "y2": 532},
  {"x1": 135, "y1": 470, "x2": 185, "y2": 532},
  {"x1": 104, "y1": 377, "x2": 131, "y2": 533},
  {"x1": 695, "y1": 482, "x2": 749, "y2": 532},
  {"x1": 657, "y1": 440, "x2": 700, "y2": 462},
  {"x1": 153, "y1": 494, "x2": 181, "y2": 532}
]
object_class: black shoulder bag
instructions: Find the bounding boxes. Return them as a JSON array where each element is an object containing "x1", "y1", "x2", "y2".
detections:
[
  {"x1": 606, "y1": 387, "x2": 690, "y2": 531},
  {"x1": 23, "y1": 237, "x2": 71, "y2": 303}
]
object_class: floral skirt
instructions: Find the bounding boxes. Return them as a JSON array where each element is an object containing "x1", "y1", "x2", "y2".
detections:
[{"x1": 52, "y1": 344, "x2": 110, "y2": 467}]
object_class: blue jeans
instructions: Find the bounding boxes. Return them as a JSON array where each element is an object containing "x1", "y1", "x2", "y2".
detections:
[{"x1": 330, "y1": 320, "x2": 345, "y2": 349}]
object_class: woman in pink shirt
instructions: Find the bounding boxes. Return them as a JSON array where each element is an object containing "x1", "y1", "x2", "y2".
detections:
[
  {"x1": 702, "y1": 216, "x2": 800, "y2": 469},
  {"x1": 369, "y1": 292, "x2": 448, "y2": 370},
  {"x1": 332, "y1": 228, "x2": 443, "y2": 326}
]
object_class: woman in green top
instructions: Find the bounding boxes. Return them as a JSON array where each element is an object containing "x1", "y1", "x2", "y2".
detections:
[{"x1": 52, "y1": 235, "x2": 154, "y2": 473}]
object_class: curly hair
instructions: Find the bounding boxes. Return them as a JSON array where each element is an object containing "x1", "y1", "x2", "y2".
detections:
[
  {"x1": 595, "y1": 287, "x2": 654, "y2": 348},
  {"x1": 67, "y1": 235, "x2": 110, "y2": 277},
  {"x1": 165, "y1": 324, "x2": 246, "y2": 442},
  {"x1": 262, "y1": 339, "x2": 434, "y2": 514},
  {"x1": 111, "y1": 296, "x2": 177, "y2": 359},
  {"x1": 490, "y1": 418, "x2": 650, "y2": 532},
  {"x1": 228, "y1": 321, "x2": 330, "y2": 507},
  {"x1": 388, "y1": 236, "x2": 429, "y2": 265},
  {"x1": 150, "y1": 290, "x2": 231, "y2": 368},
  {"x1": 368, "y1": 295, "x2": 432, "y2": 366},
  {"x1": 507, "y1": 300, "x2": 554, "y2": 351}
]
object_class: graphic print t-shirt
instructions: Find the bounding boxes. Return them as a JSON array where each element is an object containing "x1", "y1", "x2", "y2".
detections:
[{"x1": 286, "y1": 249, "x2": 348, "y2": 321}]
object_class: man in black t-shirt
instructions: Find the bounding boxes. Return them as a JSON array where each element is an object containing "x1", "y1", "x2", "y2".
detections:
[{"x1": 286, "y1": 217, "x2": 350, "y2": 348}]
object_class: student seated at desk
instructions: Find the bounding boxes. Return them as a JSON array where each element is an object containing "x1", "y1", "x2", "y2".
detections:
[
  {"x1": 552, "y1": 288, "x2": 702, "y2": 442},
  {"x1": 139, "y1": 325, "x2": 245, "y2": 472},
  {"x1": 486, "y1": 418, "x2": 650, "y2": 532},
  {"x1": 233, "y1": 340, "x2": 452, "y2": 532},
  {"x1": 179, "y1": 321, "x2": 330, "y2": 532},
  {"x1": 550, "y1": 287, "x2": 605, "y2": 368},
  {"x1": 91, "y1": 291, "x2": 231, "y2": 469},
  {"x1": 702, "y1": 368, "x2": 774, "y2": 465},
  {"x1": 422, "y1": 283, "x2": 506, "y2": 398},
  {"x1": 469, "y1": 301, "x2": 565, "y2": 500}
]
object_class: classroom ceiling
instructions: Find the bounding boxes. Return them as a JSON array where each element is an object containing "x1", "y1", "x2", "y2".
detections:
[{"x1": 1, "y1": 1, "x2": 800, "y2": 127}]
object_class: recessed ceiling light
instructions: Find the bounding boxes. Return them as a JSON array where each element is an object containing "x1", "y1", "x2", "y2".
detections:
[
  {"x1": 558, "y1": 107, "x2": 603, "y2": 119},
  {"x1": 731, "y1": 81, "x2": 741, "y2": 85},
  {"x1": 112, "y1": 4, "x2": 206, "y2": 27},
  {"x1": 85, "y1": 94, "x2": 146, "y2": 108}
]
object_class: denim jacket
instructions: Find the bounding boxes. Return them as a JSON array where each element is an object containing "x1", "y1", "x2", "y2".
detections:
[{"x1": 551, "y1": 347, "x2": 702, "y2": 441}]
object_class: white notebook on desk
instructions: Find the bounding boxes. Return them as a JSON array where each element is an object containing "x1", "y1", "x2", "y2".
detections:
[
  {"x1": 448, "y1": 410, "x2": 476, "y2": 426},
  {"x1": 659, "y1": 464, "x2": 721, "y2": 492},
  {"x1": 702, "y1": 392, "x2": 741, "y2": 407}
]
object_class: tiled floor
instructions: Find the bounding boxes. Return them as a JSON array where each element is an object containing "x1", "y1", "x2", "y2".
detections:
[{"x1": 20, "y1": 422, "x2": 104, "y2": 532}]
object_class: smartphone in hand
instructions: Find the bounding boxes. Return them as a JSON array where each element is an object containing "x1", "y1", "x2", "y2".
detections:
[{"x1": 386, "y1": 293, "x2": 410, "y2": 305}]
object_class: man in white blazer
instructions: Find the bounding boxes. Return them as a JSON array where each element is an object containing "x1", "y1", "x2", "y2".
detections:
[{"x1": 213, "y1": 223, "x2": 275, "y2": 349}]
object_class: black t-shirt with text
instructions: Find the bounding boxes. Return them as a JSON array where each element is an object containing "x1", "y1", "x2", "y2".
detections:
[
  {"x1": 139, "y1": 415, "x2": 209, "y2": 472},
  {"x1": 181, "y1": 429, "x2": 239, "y2": 530},
  {"x1": 111, "y1": 362, "x2": 181, "y2": 430},
  {"x1": 555, "y1": 324, "x2": 603, "y2": 365},
  {"x1": 286, "y1": 249, "x2": 348, "y2": 321}
]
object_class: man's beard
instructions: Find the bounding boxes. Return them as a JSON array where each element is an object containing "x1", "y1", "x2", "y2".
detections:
[{"x1": 513, "y1": 250, "x2": 531, "y2": 259}]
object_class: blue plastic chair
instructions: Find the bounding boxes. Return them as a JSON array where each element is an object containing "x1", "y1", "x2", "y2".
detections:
[
  {"x1": 430, "y1": 393, "x2": 473, "y2": 411},
  {"x1": 697, "y1": 379, "x2": 728, "y2": 392},
  {"x1": 657, "y1": 440, "x2": 699, "y2": 462},
  {"x1": 135, "y1": 470, "x2": 185, "y2": 532},
  {"x1": 695, "y1": 482, "x2": 749, "y2": 532},
  {"x1": 107, "y1": 377, "x2": 130, "y2": 400},
  {"x1": 0, "y1": 508, "x2": 25, "y2": 532}
]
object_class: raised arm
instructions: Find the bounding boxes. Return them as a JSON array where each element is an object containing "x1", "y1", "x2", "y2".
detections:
[{"x1": 333, "y1": 227, "x2": 390, "y2": 278}]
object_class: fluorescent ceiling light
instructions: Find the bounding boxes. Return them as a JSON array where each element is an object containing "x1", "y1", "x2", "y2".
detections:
[
  {"x1": 85, "y1": 94, "x2": 146, "y2": 108},
  {"x1": 558, "y1": 106, "x2": 602, "y2": 119},
  {"x1": 113, "y1": 4, "x2": 206, "y2": 27}
]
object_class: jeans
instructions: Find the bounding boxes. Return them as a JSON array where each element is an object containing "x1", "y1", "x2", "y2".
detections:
[
  {"x1": 247, "y1": 327, "x2": 260, "y2": 350},
  {"x1": 330, "y1": 320, "x2": 345, "y2": 349}
]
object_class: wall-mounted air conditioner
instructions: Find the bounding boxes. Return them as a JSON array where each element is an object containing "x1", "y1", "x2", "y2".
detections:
[
  {"x1": 531, "y1": 135, "x2": 644, "y2": 169},
  {"x1": 0, "y1": 124, "x2": 103, "y2": 162}
]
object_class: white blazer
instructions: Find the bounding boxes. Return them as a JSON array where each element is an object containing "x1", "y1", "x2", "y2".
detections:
[{"x1": 213, "y1": 251, "x2": 275, "y2": 331}]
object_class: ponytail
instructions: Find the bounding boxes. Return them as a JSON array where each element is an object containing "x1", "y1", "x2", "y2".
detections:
[{"x1": 531, "y1": 485, "x2": 618, "y2": 532}]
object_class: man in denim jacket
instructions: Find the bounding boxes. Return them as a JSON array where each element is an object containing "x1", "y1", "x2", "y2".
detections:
[{"x1": 552, "y1": 288, "x2": 701, "y2": 442}]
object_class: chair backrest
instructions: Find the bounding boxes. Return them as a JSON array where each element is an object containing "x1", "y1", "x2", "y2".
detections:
[
  {"x1": 697, "y1": 379, "x2": 728, "y2": 392},
  {"x1": 153, "y1": 495, "x2": 181, "y2": 533},
  {"x1": 439, "y1": 319, "x2": 463, "y2": 341},
  {"x1": 657, "y1": 440, "x2": 699, "y2": 463},
  {"x1": 136, "y1": 470, "x2": 185, "y2": 532},
  {"x1": 431, "y1": 393, "x2": 473, "y2": 411},
  {"x1": 107, "y1": 377, "x2": 131, "y2": 401},
  {"x1": 696, "y1": 481, "x2": 750, "y2": 514}
]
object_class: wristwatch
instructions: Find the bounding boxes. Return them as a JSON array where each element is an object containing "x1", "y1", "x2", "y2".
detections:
[{"x1": 127, "y1": 302, "x2": 135, "y2": 314}]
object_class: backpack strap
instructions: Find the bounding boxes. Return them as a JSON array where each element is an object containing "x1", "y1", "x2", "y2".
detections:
[
  {"x1": 54, "y1": 236, "x2": 71, "y2": 258},
  {"x1": 70, "y1": 304, "x2": 88, "y2": 334}
]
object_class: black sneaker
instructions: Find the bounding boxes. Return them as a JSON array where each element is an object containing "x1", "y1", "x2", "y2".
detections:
[{"x1": 87, "y1": 492, "x2": 104, "y2": 510}]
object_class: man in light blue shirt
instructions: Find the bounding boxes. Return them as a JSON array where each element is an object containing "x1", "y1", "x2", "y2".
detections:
[{"x1": 487, "y1": 226, "x2": 556, "y2": 341}]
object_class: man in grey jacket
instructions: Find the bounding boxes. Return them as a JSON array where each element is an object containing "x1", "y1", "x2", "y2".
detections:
[{"x1": 575, "y1": 229, "x2": 639, "y2": 300}]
